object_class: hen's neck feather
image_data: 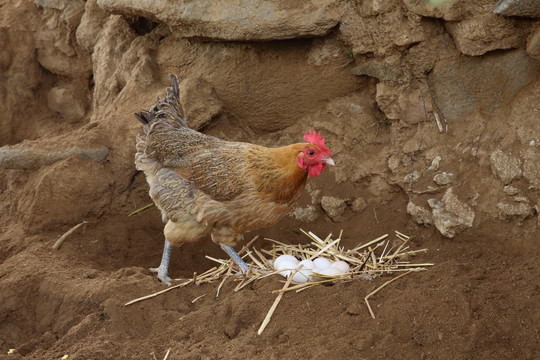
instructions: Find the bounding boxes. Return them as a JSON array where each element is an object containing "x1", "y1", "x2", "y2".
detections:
[{"x1": 246, "y1": 143, "x2": 310, "y2": 204}]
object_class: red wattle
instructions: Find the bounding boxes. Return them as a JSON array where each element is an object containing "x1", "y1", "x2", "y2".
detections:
[{"x1": 308, "y1": 162, "x2": 325, "y2": 177}]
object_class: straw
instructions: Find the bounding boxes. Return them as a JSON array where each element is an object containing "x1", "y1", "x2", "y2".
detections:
[
  {"x1": 124, "y1": 230, "x2": 432, "y2": 326},
  {"x1": 52, "y1": 221, "x2": 87, "y2": 250}
]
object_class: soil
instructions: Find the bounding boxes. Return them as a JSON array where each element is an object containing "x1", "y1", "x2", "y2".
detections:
[{"x1": 1, "y1": 0, "x2": 539, "y2": 359}]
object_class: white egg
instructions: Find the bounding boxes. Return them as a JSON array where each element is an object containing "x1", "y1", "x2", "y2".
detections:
[
  {"x1": 317, "y1": 267, "x2": 342, "y2": 277},
  {"x1": 290, "y1": 269, "x2": 313, "y2": 283},
  {"x1": 298, "y1": 259, "x2": 315, "y2": 269},
  {"x1": 276, "y1": 259, "x2": 300, "y2": 277},
  {"x1": 273, "y1": 254, "x2": 298, "y2": 270},
  {"x1": 313, "y1": 257, "x2": 332, "y2": 270},
  {"x1": 330, "y1": 260, "x2": 350, "y2": 274},
  {"x1": 308, "y1": 269, "x2": 322, "y2": 282}
]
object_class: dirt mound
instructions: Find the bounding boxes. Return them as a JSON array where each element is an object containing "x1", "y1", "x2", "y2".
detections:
[{"x1": 1, "y1": 0, "x2": 539, "y2": 359}]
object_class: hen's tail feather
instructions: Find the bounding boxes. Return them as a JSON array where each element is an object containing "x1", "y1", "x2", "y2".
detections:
[
  {"x1": 135, "y1": 112, "x2": 150, "y2": 125},
  {"x1": 134, "y1": 74, "x2": 187, "y2": 128}
]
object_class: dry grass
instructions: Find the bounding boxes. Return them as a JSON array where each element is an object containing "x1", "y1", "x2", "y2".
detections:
[{"x1": 125, "y1": 229, "x2": 432, "y2": 332}]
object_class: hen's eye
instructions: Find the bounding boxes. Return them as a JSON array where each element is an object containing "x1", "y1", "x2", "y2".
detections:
[{"x1": 308, "y1": 150, "x2": 315, "y2": 156}]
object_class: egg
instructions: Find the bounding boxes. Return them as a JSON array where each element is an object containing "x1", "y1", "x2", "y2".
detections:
[
  {"x1": 290, "y1": 269, "x2": 313, "y2": 283},
  {"x1": 313, "y1": 257, "x2": 332, "y2": 270},
  {"x1": 275, "y1": 259, "x2": 300, "y2": 277},
  {"x1": 317, "y1": 267, "x2": 342, "y2": 277},
  {"x1": 298, "y1": 259, "x2": 315, "y2": 269},
  {"x1": 273, "y1": 254, "x2": 298, "y2": 270},
  {"x1": 308, "y1": 269, "x2": 322, "y2": 282},
  {"x1": 330, "y1": 260, "x2": 350, "y2": 274}
]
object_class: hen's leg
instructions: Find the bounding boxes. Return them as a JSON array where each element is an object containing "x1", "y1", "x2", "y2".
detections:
[
  {"x1": 220, "y1": 244, "x2": 250, "y2": 273},
  {"x1": 151, "y1": 219, "x2": 207, "y2": 285},
  {"x1": 150, "y1": 239, "x2": 172, "y2": 285},
  {"x1": 212, "y1": 227, "x2": 250, "y2": 273}
]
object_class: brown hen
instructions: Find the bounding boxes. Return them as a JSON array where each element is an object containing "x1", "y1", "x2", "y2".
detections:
[{"x1": 135, "y1": 75, "x2": 333, "y2": 285}]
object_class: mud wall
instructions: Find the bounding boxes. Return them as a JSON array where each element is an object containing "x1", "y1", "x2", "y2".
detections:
[{"x1": 1, "y1": 0, "x2": 539, "y2": 241}]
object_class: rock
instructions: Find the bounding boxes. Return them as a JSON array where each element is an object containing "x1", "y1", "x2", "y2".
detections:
[
  {"x1": 306, "y1": 184, "x2": 321, "y2": 205},
  {"x1": 503, "y1": 185, "x2": 519, "y2": 196},
  {"x1": 523, "y1": 159, "x2": 540, "y2": 188},
  {"x1": 513, "y1": 196, "x2": 529, "y2": 203},
  {"x1": 376, "y1": 82, "x2": 400, "y2": 120},
  {"x1": 37, "y1": 0, "x2": 68, "y2": 10},
  {"x1": 91, "y1": 16, "x2": 137, "y2": 110},
  {"x1": 76, "y1": 0, "x2": 109, "y2": 53},
  {"x1": 307, "y1": 38, "x2": 349, "y2": 67},
  {"x1": 471, "y1": 193, "x2": 480, "y2": 207},
  {"x1": 59, "y1": 0, "x2": 86, "y2": 31},
  {"x1": 493, "y1": 0, "x2": 540, "y2": 18},
  {"x1": 490, "y1": 150, "x2": 522, "y2": 184},
  {"x1": 0, "y1": 1, "x2": 43, "y2": 144},
  {"x1": 535, "y1": 205, "x2": 540, "y2": 226},
  {"x1": 404, "y1": 171, "x2": 420, "y2": 184},
  {"x1": 519, "y1": 144, "x2": 540, "y2": 189},
  {"x1": 290, "y1": 205, "x2": 319, "y2": 223},
  {"x1": 97, "y1": 0, "x2": 339, "y2": 41},
  {"x1": 526, "y1": 26, "x2": 540, "y2": 60},
  {"x1": 433, "y1": 172, "x2": 455, "y2": 185},
  {"x1": 387, "y1": 155, "x2": 400, "y2": 173},
  {"x1": 497, "y1": 202, "x2": 533, "y2": 221},
  {"x1": 346, "y1": 303, "x2": 363, "y2": 316},
  {"x1": 526, "y1": 29, "x2": 540, "y2": 61},
  {"x1": 402, "y1": 33, "x2": 458, "y2": 78},
  {"x1": 41, "y1": 44, "x2": 91, "y2": 76},
  {"x1": 339, "y1": 3, "x2": 432, "y2": 57},
  {"x1": 351, "y1": 197, "x2": 367, "y2": 213},
  {"x1": 47, "y1": 85, "x2": 87, "y2": 120},
  {"x1": 351, "y1": 56, "x2": 401, "y2": 83},
  {"x1": 0, "y1": 146, "x2": 109, "y2": 170},
  {"x1": 36, "y1": 3, "x2": 92, "y2": 78},
  {"x1": 179, "y1": 77, "x2": 223, "y2": 131},
  {"x1": 431, "y1": 50, "x2": 540, "y2": 121},
  {"x1": 403, "y1": 0, "x2": 465, "y2": 21},
  {"x1": 356, "y1": 0, "x2": 397, "y2": 16},
  {"x1": 392, "y1": 12, "x2": 426, "y2": 47},
  {"x1": 321, "y1": 196, "x2": 347, "y2": 222},
  {"x1": 398, "y1": 88, "x2": 431, "y2": 125},
  {"x1": 407, "y1": 200, "x2": 433, "y2": 226},
  {"x1": 428, "y1": 187, "x2": 475, "y2": 238},
  {"x1": 426, "y1": 156, "x2": 442, "y2": 175},
  {"x1": 446, "y1": 14, "x2": 524, "y2": 56},
  {"x1": 375, "y1": 81, "x2": 428, "y2": 123}
]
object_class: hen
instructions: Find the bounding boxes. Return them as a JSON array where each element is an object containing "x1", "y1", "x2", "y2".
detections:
[{"x1": 135, "y1": 75, "x2": 333, "y2": 285}]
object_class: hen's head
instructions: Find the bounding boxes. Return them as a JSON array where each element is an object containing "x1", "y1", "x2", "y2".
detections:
[{"x1": 297, "y1": 131, "x2": 334, "y2": 177}]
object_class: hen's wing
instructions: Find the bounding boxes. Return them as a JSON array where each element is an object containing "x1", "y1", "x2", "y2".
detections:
[
  {"x1": 145, "y1": 125, "x2": 251, "y2": 202},
  {"x1": 135, "y1": 75, "x2": 253, "y2": 204}
]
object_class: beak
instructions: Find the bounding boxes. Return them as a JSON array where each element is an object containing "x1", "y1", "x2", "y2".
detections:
[{"x1": 323, "y1": 156, "x2": 335, "y2": 166}]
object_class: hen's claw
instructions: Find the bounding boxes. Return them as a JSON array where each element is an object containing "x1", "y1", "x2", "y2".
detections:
[{"x1": 149, "y1": 266, "x2": 172, "y2": 286}]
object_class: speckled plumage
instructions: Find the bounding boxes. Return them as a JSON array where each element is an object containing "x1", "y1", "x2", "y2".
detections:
[{"x1": 135, "y1": 75, "x2": 328, "y2": 251}]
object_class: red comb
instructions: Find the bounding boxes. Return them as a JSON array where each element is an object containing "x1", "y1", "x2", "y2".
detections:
[{"x1": 304, "y1": 130, "x2": 331, "y2": 156}]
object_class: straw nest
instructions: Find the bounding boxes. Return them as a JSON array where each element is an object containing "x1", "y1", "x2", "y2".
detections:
[{"x1": 125, "y1": 229, "x2": 433, "y2": 334}]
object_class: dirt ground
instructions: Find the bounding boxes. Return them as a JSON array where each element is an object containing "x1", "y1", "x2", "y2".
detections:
[{"x1": 1, "y1": 0, "x2": 539, "y2": 359}]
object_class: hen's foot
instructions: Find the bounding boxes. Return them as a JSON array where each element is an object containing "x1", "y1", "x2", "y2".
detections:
[
  {"x1": 149, "y1": 266, "x2": 172, "y2": 286},
  {"x1": 151, "y1": 239, "x2": 173, "y2": 286}
]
